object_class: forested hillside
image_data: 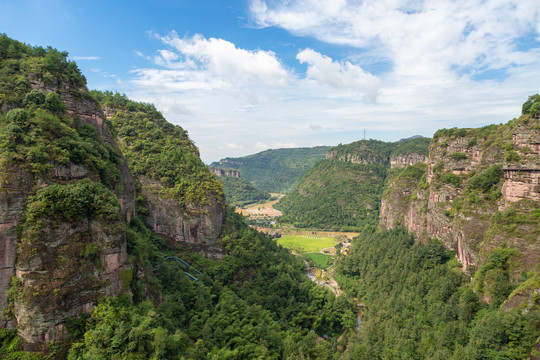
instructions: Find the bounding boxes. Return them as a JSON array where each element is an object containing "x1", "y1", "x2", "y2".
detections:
[
  {"x1": 276, "y1": 160, "x2": 387, "y2": 230},
  {"x1": 276, "y1": 138, "x2": 430, "y2": 230},
  {"x1": 1, "y1": 34, "x2": 539, "y2": 359},
  {"x1": 212, "y1": 146, "x2": 330, "y2": 193},
  {"x1": 217, "y1": 175, "x2": 271, "y2": 206},
  {"x1": 337, "y1": 227, "x2": 540, "y2": 359}
]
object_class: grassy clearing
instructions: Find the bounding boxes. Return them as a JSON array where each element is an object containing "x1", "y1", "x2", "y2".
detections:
[
  {"x1": 305, "y1": 253, "x2": 334, "y2": 269},
  {"x1": 277, "y1": 234, "x2": 337, "y2": 253}
]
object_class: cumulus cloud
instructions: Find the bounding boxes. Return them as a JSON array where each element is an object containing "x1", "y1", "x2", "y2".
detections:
[
  {"x1": 125, "y1": 3, "x2": 540, "y2": 162},
  {"x1": 157, "y1": 32, "x2": 290, "y2": 88},
  {"x1": 297, "y1": 48, "x2": 380, "y2": 100},
  {"x1": 250, "y1": 0, "x2": 540, "y2": 80}
]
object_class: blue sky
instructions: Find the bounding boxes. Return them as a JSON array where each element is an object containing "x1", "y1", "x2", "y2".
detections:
[{"x1": 2, "y1": 0, "x2": 540, "y2": 162}]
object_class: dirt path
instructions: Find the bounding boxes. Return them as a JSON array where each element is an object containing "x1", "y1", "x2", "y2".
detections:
[{"x1": 236, "y1": 193, "x2": 284, "y2": 217}]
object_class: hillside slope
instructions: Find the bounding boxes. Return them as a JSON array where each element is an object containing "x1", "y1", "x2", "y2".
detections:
[
  {"x1": 93, "y1": 91, "x2": 225, "y2": 245},
  {"x1": 208, "y1": 166, "x2": 271, "y2": 206},
  {"x1": 380, "y1": 112, "x2": 539, "y2": 277},
  {"x1": 276, "y1": 138, "x2": 430, "y2": 230},
  {"x1": 0, "y1": 36, "x2": 226, "y2": 350},
  {"x1": 212, "y1": 146, "x2": 330, "y2": 193}
]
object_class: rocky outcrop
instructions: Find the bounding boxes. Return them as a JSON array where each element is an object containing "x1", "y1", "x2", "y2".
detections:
[
  {"x1": 502, "y1": 168, "x2": 540, "y2": 203},
  {"x1": 15, "y1": 219, "x2": 127, "y2": 349},
  {"x1": 0, "y1": 77, "x2": 135, "y2": 348},
  {"x1": 326, "y1": 150, "x2": 388, "y2": 165},
  {"x1": 390, "y1": 153, "x2": 428, "y2": 168},
  {"x1": 0, "y1": 166, "x2": 33, "y2": 324},
  {"x1": 28, "y1": 75, "x2": 137, "y2": 222},
  {"x1": 209, "y1": 166, "x2": 241, "y2": 178},
  {"x1": 380, "y1": 117, "x2": 540, "y2": 273},
  {"x1": 140, "y1": 177, "x2": 224, "y2": 245}
]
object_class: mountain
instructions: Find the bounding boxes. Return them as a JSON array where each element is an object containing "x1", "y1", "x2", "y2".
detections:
[
  {"x1": 0, "y1": 35, "x2": 354, "y2": 358},
  {"x1": 209, "y1": 166, "x2": 271, "y2": 206},
  {"x1": 276, "y1": 138, "x2": 430, "y2": 230},
  {"x1": 380, "y1": 113, "x2": 540, "y2": 277},
  {"x1": 211, "y1": 146, "x2": 330, "y2": 193}
]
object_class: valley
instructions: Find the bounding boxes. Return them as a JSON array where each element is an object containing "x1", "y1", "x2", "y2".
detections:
[{"x1": 0, "y1": 34, "x2": 539, "y2": 360}]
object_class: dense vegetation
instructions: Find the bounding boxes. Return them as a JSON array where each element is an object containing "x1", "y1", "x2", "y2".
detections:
[
  {"x1": 211, "y1": 146, "x2": 330, "y2": 193},
  {"x1": 217, "y1": 175, "x2": 271, "y2": 207},
  {"x1": 0, "y1": 37, "x2": 120, "y2": 187},
  {"x1": 64, "y1": 211, "x2": 355, "y2": 359},
  {"x1": 0, "y1": 34, "x2": 86, "y2": 107},
  {"x1": 276, "y1": 160, "x2": 386, "y2": 230},
  {"x1": 92, "y1": 91, "x2": 224, "y2": 209},
  {"x1": 2, "y1": 34, "x2": 539, "y2": 360},
  {"x1": 277, "y1": 138, "x2": 430, "y2": 230},
  {"x1": 337, "y1": 227, "x2": 540, "y2": 359}
]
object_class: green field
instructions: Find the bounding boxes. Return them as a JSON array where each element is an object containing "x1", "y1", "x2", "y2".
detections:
[
  {"x1": 276, "y1": 235, "x2": 337, "y2": 253},
  {"x1": 305, "y1": 253, "x2": 334, "y2": 269}
]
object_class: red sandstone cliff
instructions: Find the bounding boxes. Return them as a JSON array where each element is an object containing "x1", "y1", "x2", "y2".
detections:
[{"x1": 380, "y1": 116, "x2": 540, "y2": 274}]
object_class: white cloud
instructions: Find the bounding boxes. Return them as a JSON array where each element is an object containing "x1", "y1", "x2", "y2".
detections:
[
  {"x1": 159, "y1": 32, "x2": 290, "y2": 88},
  {"x1": 124, "y1": 4, "x2": 540, "y2": 162},
  {"x1": 250, "y1": 0, "x2": 540, "y2": 80},
  {"x1": 297, "y1": 48, "x2": 380, "y2": 100}
]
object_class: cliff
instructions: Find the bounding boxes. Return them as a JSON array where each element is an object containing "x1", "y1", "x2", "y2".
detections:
[
  {"x1": 326, "y1": 137, "x2": 430, "y2": 168},
  {"x1": 209, "y1": 166, "x2": 241, "y2": 178},
  {"x1": 96, "y1": 92, "x2": 225, "y2": 246},
  {"x1": 0, "y1": 83, "x2": 132, "y2": 348},
  {"x1": 380, "y1": 115, "x2": 540, "y2": 276},
  {"x1": 0, "y1": 37, "x2": 225, "y2": 350}
]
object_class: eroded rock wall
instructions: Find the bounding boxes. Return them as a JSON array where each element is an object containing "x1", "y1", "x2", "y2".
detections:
[
  {"x1": 15, "y1": 219, "x2": 127, "y2": 349},
  {"x1": 390, "y1": 153, "x2": 428, "y2": 168},
  {"x1": 0, "y1": 77, "x2": 135, "y2": 348},
  {"x1": 140, "y1": 177, "x2": 224, "y2": 245},
  {"x1": 380, "y1": 117, "x2": 540, "y2": 272},
  {"x1": 0, "y1": 166, "x2": 33, "y2": 324}
]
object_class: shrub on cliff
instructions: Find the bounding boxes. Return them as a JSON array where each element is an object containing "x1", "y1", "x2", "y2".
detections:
[
  {"x1": 522, "y1": 94, "x2": 540, "y2": 116},
  {"x1": 24, "y1": 179, "x2": 121, "y2": 225}
]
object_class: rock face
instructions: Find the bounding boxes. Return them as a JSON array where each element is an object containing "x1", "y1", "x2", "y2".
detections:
[
  {"x1": 0, "y1": 76, "x2": 135, "y2": 348},
  {"x1": 140, "y1": 177, "x2": 224, "y2": 245},
  {"x1": 326, "y1": 150, "x2": 388, "y2": 165},
  {"x1": 0, "y1": 166, "x2": 34, "y2": 322},
  {"x1": 15, "y1": 219, "x2": 127, "y2": 349},
  {"x1": 209, "y1": 166, "x2": 241, "y2": 178},
  {"x1": 1, "y1": 43, "x2": 224, "y2": 350},
  {"x1": 380, "y1": 117, "x2": 540, "y2": 273},
  {"x1": 28, "y1": 75, "x2": 137, "y2": 222},
  {"x1": 390, "y1": 153, "x2": 428, "y2": 168}
]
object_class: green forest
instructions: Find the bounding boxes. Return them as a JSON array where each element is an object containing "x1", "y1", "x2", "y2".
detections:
[
  {"x1": 2, "y1": 210, "x2": 358, "y2": 360},
  {"x1": 211, "y1": 146, "x2": 330, "y2": 194},
  {"x1": 336, "y1": 227, "x2": 540, "y2": 359},
  {"x1": 217, "y1": 175, "x2": 271, "y2": 207},
  {"x1": 276, "y1": 160, "x2": 387, "y2": 230}
]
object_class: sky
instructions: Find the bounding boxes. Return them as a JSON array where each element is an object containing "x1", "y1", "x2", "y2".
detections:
[{"x1": 2, "y1": 0, "x2": 540, "y2": 163}]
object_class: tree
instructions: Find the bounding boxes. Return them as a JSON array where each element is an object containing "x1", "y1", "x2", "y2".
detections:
[{"x1": 522, "y1": 94, "x2": 540, "y2": 115}]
